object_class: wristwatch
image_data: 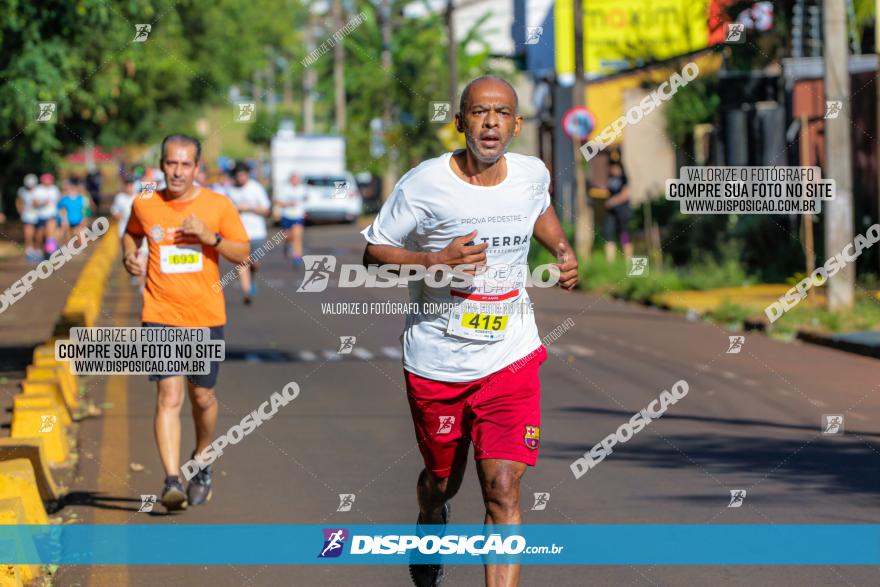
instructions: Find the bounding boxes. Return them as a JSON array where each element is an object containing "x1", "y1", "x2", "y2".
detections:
[{"x1": 212, "y1": 232, "x2": 222, "y2": 247}]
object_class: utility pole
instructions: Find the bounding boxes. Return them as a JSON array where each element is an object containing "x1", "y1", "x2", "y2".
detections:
[
  {"x1": 446, "y1": 0, "x2": 458, "y2": 106},
  {"x1": 332, "y1": 0, "x2": 346, "y2": 132},
  {"x1": 265, "y1": 47, "x2": 276, "y2": 114},
  {"x1": 823, "y1": 0, "x2": 855, "y2": 310},
  {"x1": 253, "y1": 70, "x2": 263, "y2": 107},
  {"x1": 303, "y1": 11, "x2": 317, "y2": 134},
  {"x1": 381, "y1": 0, "x2": 397, "y2": 200},
  {"x1": 572, "y1": 0, "x2": 592, "y2": 261},
  {"x1": 282, "y1": 56, "x2": 293, "y2": 110}
]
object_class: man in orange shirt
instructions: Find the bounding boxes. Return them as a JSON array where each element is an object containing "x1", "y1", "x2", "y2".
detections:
[{"x1": 122, "y1": 134, "x2": 250, "y2": 511}]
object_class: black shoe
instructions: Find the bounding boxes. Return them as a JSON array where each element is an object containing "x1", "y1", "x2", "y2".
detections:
[
  {"x1": 243, "y1": 295, "x2": 252, "y2": 306},
  {"x1": 409, "y1": 502, "x2": 449, "y2": 587},
  {"x1": 187, "y1": 454, "x2": 213, "y2": 506},
  {"x1": 160, "y1": 478, "x2": 188, "y2": 512}
]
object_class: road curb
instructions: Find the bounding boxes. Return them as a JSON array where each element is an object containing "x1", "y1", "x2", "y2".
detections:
[
  {"x1": 0, "y1": 224, "x2": 119, "y2": 581},
  {"x1": 795, "y1": 328, "x2": 880, "y2": 359}
]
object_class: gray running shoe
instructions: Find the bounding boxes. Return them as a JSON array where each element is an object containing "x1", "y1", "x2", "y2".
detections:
[
  {"x1": 187, "y1": 454, "x2": 213, "y2": 506},
  {"x1": 409, "y1": 502, "x2": 450, "y2": 587},
  {"x1": 160, "y1": 479, "x2": 188, "y2": 512}
]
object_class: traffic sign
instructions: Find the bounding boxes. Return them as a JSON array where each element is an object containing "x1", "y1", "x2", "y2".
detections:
[{"x1": 561, "y1": 106, "x2": 596, "y2": 142}]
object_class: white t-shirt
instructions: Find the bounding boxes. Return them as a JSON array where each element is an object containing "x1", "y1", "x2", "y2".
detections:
[
  {"x1": 276, "y1": 184, "x2": 307, "y2": 220},
  {"x1": 32, "y1": 185, "x2": 60, "y2": 219},
  {"x1": 361, "y1": 151, "x2": 552, "y2": 382},
  {"x1": 111, "y1": 192, "x2": 136, "y2": 237},
  {"x1": 17, "y1": 187, "x2": 38, "y2": 223},
  {"x1": 228, "y1": 179, "x2": 270, "y2": 240}
]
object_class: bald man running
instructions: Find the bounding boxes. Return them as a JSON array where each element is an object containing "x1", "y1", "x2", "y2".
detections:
[{"x1": 362, "y1": 76, "x2": 579, "y2": 587}]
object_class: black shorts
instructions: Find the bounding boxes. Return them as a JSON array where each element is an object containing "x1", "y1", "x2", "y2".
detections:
[
  {"x1": 602, "y1": 203, "x2": 632, "y2": 241},
  {"x1": 143, "y1": 322, "x2": 224, "y2": 389}
]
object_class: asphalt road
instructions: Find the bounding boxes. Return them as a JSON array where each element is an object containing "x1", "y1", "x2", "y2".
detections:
[{"x1": 59, "y1": 223, "x2": 880, "y2": 586}]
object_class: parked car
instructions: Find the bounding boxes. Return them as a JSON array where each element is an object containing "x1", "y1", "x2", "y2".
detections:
[{"x1": 303, "y1": 172, "x2": 363, "y2": 223}]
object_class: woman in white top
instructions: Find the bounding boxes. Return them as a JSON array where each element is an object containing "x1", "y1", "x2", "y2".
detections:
[
  {"x1": 31, "y1": 173, "x2": 60, "y2": 256},
  {"x1": 275, "y1": 173, "x2": 307, "y2": 267},
  {"x1": 16, "y1": 174, "x2": 40, "y2": 263},
  {"x1": 110, "y1": 177, "x2": 148, "y2": 288},
  {"x1": 226, "y1": 162, "x2": 270, "y2": 305}
]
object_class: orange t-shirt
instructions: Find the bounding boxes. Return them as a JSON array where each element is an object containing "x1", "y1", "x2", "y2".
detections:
[{"x1": 125, "y1": 188, "x2": 248, "y2": 327}]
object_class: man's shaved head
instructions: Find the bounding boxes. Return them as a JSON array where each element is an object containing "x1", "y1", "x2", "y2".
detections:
[
  {"x1": 459, "y1": 76, "x2": 519, "y2": 114},
  {"x1": 455, "y1": 75, "x2": 523, "y2": 164}
]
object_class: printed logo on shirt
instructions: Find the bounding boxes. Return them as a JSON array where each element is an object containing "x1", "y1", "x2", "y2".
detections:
[{"x1": 150, "y1": 224, "x2": 165, "y2": 242}]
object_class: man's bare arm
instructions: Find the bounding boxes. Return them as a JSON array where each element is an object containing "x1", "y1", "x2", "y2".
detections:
[
  {"x1": 215, "y1": 239, "x2": 251, "y2": 265},
  {"x1": 363, "y1": 230, "x2": 488, "y2": 269},
  {"x1": 122, "y1": 232, "x2": 146, "y2": 276},
  {"x1": 533, "y1": 206, "x2": 579, "y2": 290},
  {"x1": 363, "y1": 244, "x2": 433, "y2": 267}
]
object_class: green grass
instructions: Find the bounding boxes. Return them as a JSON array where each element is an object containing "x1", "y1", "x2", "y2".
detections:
[
  {"x1": 764, "y1": 295, "x2": 880, "y2": 336},
  {"x1": 528, "y1": 238, "x2": 880, "y2": 335},
  {"x1": 529, "y1": 240, "x2": 751, "y2": 301}
]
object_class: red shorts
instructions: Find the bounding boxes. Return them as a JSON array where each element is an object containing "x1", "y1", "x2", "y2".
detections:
[{"x1": 404, "y1": 346, "x2": 547, "y2": 478}]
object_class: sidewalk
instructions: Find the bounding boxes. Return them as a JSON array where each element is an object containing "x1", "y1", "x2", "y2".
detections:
[
  {"x1": 0, "y1": 224, "x2": 96, "y2": 432},
  {"x1": 652, "y1": 283, "x2": 880, "y2": 357}
]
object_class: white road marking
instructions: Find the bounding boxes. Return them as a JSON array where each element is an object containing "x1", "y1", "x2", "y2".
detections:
[
  {"x1": 352, "y1": 348, "x2": 373, "y2": 360},
  {"x1": 546, "y1": 345, "x2": 566, "y2": 356},
  {"x1": 380, "y1": 346, "x2": 403, "y2": 359},
  {"x1": 565, "y1": 344, "x2": 595, "y2": 357}
]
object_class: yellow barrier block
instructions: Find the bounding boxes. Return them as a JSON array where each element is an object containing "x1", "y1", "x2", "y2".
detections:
[
  {"x1": 0, "y1": 563, "x2": 23, "y2": 587},
  {"x1": 20, "y1": 381, "x2": 72, "y2": 421},
  {"x1": 32, "y1": 344, "x2": 56, "y2": 364},
  {"x1": 25, "y1": 366, "x2": 78, "y2": 411},
  {"x1": 13, "y1": 394, "x2": 71, "y2": 427},
  {"x1": 0, "y1": 460, "x2": 49, "y2": 524},
  {"x1": 0, "y1": 440, "x2": 62, "y2": 502},
  {"x1": 32, "y1": 346, "x2": 81, "y2": 399},
  {"x1": 0, "y1": 497, "x2": 41, "y2": 585},
  {"x1": 10, "y1": 409, "x2": 70, "y2": 467}
]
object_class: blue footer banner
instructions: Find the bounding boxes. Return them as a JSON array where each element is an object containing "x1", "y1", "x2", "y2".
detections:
[{"x1": 1, "y1": 524, "x2": 878, "y2": 565}]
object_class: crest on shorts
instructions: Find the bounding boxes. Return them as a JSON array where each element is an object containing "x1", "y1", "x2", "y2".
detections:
[
  {"x1": 524, "y1": 425, "x2": 540, "y2": 450},
  {"x1": 150, "y1": 224, "x2": 165, "y2": 242}
]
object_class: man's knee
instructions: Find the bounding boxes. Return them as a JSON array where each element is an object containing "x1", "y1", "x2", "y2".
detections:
[
  {"x1": 157, "y1": 386, "x2": 184, "y2": 411},
  {"x1": 419, "y1": 468, "x2": 461, "y2": 501},
  {"x1": 190, "y1": 387, "x2": 217, "y2": 410},
  {"x1": 482, "y1": 468, "x2": 523, "y2": 513}
]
